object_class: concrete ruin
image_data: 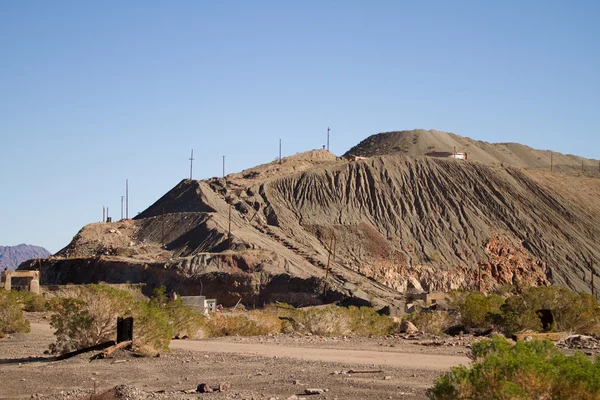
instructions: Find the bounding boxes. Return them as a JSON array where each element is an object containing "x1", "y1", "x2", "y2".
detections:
[
  {"x1": 1, "y1": 270, "x2": 41, "y2": 294},
  {"x1": 180, "y1": 295, "x2": 217, "y2": 315}
]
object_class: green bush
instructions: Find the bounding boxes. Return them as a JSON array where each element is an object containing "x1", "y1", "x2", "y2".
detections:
[
  {"x1": 149, "y1": 287, "x2": 206, "y2": 339},
  {"x1": 428, "y1": 336, "x2": 600, "y2": 400},
  {"x1": 0, "y1": 290, "x2": 30, "y2": 335},
  {"x1": 501, "y1": 286, "x2": 600, "y2": 335},
  {"x1": 272, "y1": 305, "x2": 398, "y2": 337},
  {"x1": 406, "y1": 310, "x2": 452, "y2": 335},
  {"x1": 206, "y1": 311, "x2": 282, "y2": 337},
  {"x1": 450, "y1": 291, "x2": 504, "y2": 329},
  {"x1": 49, "y1": 284, "x2": 204, "y2": 355},
  {"x1": 11, "y1": 290, "x2": 55, "y2": 312},
  {"x1": 50, "y1": 285, "x2": 137, "y2": 354}
]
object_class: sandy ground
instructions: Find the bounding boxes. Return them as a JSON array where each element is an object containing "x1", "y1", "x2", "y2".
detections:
[{"x1": 0, "y1": 315, "x2": 470, "y2": 400}]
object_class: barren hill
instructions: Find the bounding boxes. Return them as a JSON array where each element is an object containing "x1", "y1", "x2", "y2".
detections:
[
  {"x1": 22, "y1": 132, "x2": 600, "y2": 312},
  {"x1": 346, "y1": 129, "x2": 599, "y2": 174}
]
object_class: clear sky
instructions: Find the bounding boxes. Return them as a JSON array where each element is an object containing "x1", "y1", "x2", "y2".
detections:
[{"x1": 1, "y1": 1, "x2": 599, "y2": 253}]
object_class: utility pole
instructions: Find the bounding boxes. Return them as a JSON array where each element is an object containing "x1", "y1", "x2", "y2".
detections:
[
  {"x1": 279, "y1": 138, "x2": 282, "y2": 164},
  {"x1": 327, "y1": 127, "x2": 330, "y2": 151},
  {"x1": 103, "y1": 206, "x2": 105, "y2": 222},
  {"x1": 121, "y1": 196, "x2": 124, "y2": 220},
  {"x1": 189, "y1": 149, "x2": 194, "y2": 180},
  {"x1": 222, "y1": 155, "x2": 225, "y2": 179},
  {"x1": 125, "y1": 179, "x2": 129, "y2": 219}
]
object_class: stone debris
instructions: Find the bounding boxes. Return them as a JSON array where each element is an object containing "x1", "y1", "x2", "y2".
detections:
[
  {"x1": 399, "y1": 321, "x2": 418, "y2": 334},
  {"x1": 558, "y1": 335, "x2": 600, "y2": 350},
  {"x1": 196, "y1": 383, "x2": 213, "y2": 393}
]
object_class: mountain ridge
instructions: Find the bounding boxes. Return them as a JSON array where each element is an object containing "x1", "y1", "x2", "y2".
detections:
[{"x1": 0, "y1": 244, "x2": 52, "y2": 270}]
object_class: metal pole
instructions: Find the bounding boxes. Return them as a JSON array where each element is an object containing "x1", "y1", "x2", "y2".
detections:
[
  {"x1": 126, "y1": 179, "x2": 129, "y2": 219},
  {"x1": 121, "y1": 196, "x2": 124, "y2": 220},
  {"x1": 327, "y1": 127, "x2": 330, "y2": 151},
  {"x1": 103, "y1": 206, "x2": 105, "y2": 222},
  {"x1": 279, "y1": 138, "x2": 282, "y2": 164},
  {"x1": 189, "y1": 149, "x2": 194, "y2": 180}
]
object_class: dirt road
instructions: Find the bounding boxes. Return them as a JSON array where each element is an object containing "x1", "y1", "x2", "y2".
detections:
[
  {"x1": 28, "y1": 320, "x2": 470, "y2": 371},
  {"x1": 172, "y1": 339, "x2": 469, "y2": 371},
  {"x1": 0, "y1": 315, "x2": 472, "y2": 399}
]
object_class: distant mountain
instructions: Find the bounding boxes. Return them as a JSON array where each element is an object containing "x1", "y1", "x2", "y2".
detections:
[{"x1": 0, "y1": 244, "x2": 51, "y2": 270}]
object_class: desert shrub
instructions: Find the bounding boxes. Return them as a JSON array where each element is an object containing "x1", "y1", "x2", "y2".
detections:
[
  {"x1": 50, "y1": 285, "x2": 137, "y2": 354},
  {"x1": 12, "y1": 290, "x2": 57, "y2": 312},
  {"x1": 206, "y1": 311, "x2": 282, "y2": 337},
  {"x1": 450, "y1": 291, "x2": 504, "y2": 329},
  {"x1": 291, "y1": 306, "x2": 351, "y2": 336},
  {"x1": 149, "y1": 287, "x2": 206, "y2": 339},
  {"x1": 406, "y1": 310, "x2": 452, "y2": 335},
  {"x1": 0, "y1": 290, "x2": 30, "y2": 336},
  {"x1": 274, "y1": 305, "x2": 397, "y2": 337},
  {"x1": 133, "y1": 300, "x2": 172, "y2": 353},
  {"x1": 428, "y1": 336, "x2": 600, "y2": 400},
  {"x1": 344, "y1": 306, "x2": 399, "y2": 336},
  {"x1": 501, "y1": 286, "x2": 600, "y2": 335},
  {"x1": 49, "y1": 284, "x2": 183, "y2": 355}
]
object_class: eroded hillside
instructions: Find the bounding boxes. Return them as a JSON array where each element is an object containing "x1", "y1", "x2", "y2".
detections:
[{"x1": 21, "y1": 132, "x2": 600, "y2": 311}]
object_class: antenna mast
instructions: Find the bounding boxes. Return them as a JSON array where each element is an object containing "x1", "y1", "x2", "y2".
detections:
[{"x1": 327, "y1": 127, "x2": 330, "y2": 151}]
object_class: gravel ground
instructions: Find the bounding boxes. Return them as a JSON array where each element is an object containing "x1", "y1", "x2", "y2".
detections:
[{"x1": 0, "y1": 315, "x2": 471, "y2": 400}]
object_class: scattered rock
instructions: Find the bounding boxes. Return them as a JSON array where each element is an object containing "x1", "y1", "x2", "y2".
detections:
[
  {"x1": 196, "y1": 383, "x2": 213, "y2": 393},
  {"x1": 218, "y1": 382, "x2": 231, "y2": 392},
  {"x1": 305, "y1": 388, "x2": 325, "y2": 395},
  {"x1": 399, "y1": 321, "x2": 418, "y2": 334}
]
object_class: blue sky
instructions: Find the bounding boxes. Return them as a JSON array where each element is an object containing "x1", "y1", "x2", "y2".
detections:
[{"x1": 1, "y1": 1, "x2": 599, "y2": 253}]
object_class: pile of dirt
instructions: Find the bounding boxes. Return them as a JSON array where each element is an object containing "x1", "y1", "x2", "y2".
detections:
[
  {"x1": 23, "y1": 130, "x2": 600, "y2": 311},
  {"x1": 345, "y1": 129, "x2": 599, "y2": 174}
]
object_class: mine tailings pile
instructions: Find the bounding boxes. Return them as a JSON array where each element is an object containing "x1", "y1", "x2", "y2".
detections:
[{"x1": 20, "y1": 130, "x2": 600, "y2": 313}]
